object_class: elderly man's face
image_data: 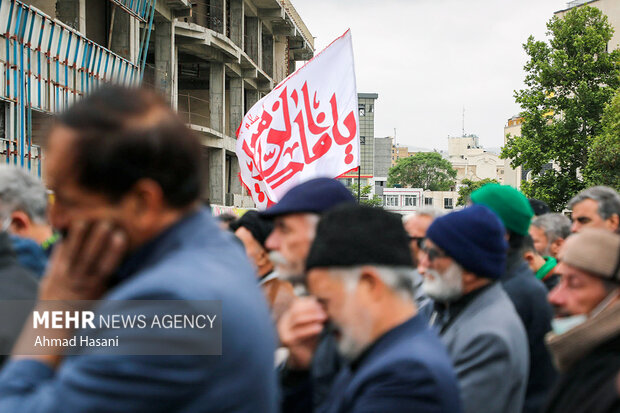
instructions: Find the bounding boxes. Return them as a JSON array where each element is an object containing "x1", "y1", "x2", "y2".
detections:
[
  {"x1": 404, "y1": 215, "x2": 433, "y2": 265},
  {"x1": 548, "y1": 262, "x2": 614, "y2": 317},
  {"x1": 417, "y1": 239, "x2": 464, "y2": 302},
  {"x1": 307, "y1": 268, "x2": 374, "y2": 361},
  {"x1": 571, "y1": 199, "x2": 618, "y2": 233},
  {"x1": 529, "y1": 225, "x2": 550, "y2": 256},
  {"x1": 265, "y1": 213, "x2": 319, "y2": 280}
]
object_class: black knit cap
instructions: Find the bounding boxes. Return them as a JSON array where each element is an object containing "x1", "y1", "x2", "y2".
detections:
[
  {"x1": 229, "y1": 211, "x2": 274, "y2": 248},
  {"x1": 306, "y1": 204, "x2": 413, "y2": 271}
]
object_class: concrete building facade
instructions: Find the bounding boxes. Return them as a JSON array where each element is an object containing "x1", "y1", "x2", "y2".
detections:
[
  {"x1": 382, "y1": 187, "x2": 459, "y2": 215},
  {"x1": 373, "y1": 135, "x2": 391, "y2": 196},
  {"x1": 144, "y1": 0, "x2": 314, "y2": 207},
  {"x1": 1, "y1": 0, "x2": 314, "y2": 209},
  {"x1": 447, "y1": 134, "x2": 505, "y2": 186},
  {"x1": 340, "y1": 92, "x2": 378, "y2": 190},
  {"x1": 503, "y1": 115, "x2": 523, "y2": 189},
  {"x1": 391, "y1": 143, "x2": 415, "y2": 167}
]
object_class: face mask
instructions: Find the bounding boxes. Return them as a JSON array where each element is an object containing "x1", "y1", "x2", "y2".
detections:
[
  {"x1": 422, "y1": 262, "x2": 464, "y2": 302},
  {"x1": 551, "y1": 291, "x2": 620, "y2": 335},
  {"x1": 551, "y1": 314, "x2": 587, "y2": 335}
]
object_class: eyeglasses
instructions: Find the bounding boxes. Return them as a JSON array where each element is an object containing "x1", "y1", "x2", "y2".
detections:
[
  {"x1": 420, "y1": 240, "x2": 447, "y2": 262},
  {"x1": 409, "y1": 236, "x2": 425, "y2": 248}
]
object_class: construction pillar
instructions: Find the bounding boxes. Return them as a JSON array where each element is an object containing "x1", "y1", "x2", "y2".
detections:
[
  {"x1": 211, "y1": 0, "x2": 225, "y2": 34},
  {"x1": 209, "y1": 148, "x2": 225, "y2": 205},
  {"x1": 245, "y1": 17, "x2": 260, "y2": 63},
  {"x1": 230, "y1": 77, "x2": 244, "y2": 136},
  {"x1": 229, "y1": 0, "x2": 243, "y2": 48},
  {"x1": 155, "y1": 20, "x2": 176, "y2": 104},
  {"x1": 262, "y1": 32, "x2": 273, "y2": 77},
  {"x1": 245, "y1": 88, "x2": 259, "y2": 113},
  {"x1": 210, "y1": 62, "x2": 225, "y2": 133},
  {"x1": 56, "y1": 0, "x2": 85, "y2": 34}
]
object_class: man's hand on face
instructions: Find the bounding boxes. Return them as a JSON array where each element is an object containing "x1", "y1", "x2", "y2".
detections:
[
  {"x1": 39, "y1": 220, "x2": 127, "y2": 301},
  {"x1": 277, "y1": 296, "x2": 327, "y2": 370}
]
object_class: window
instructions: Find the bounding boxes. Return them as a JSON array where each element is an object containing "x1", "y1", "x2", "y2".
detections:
[
  {"x1": 424, "y1": 197, "x2": 433, "y2": 206},
  {"x1": 369, "y1": 104, "x2": 374, "y2": 113},
  {"x1": 385, "y1": 195, "x2": 399, "y2": 207},
  {"x1": 444, "y1": 198, "x2": 454, "y2": 209},
  {"x1": 360, "y1": 136, "x2": 366, "y2": 145},
  {"x1": 359, "y1": 104, "x2": 365, "y2": 117},
  {"x1": 403, "y1": 195, "x2": 417, "y2": 207}
]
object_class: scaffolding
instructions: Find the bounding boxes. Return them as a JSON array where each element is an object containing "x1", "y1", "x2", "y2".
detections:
[{"x1": 0, "y1": 0, "x2": 156, "y2": 175}]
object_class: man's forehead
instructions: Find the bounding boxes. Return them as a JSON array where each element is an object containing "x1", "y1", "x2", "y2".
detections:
[
  {"x1": 556, "y1": 262, "x2": 597, "y2": 280},
  {"x1": 405, "y1": 215, "x2": 432, "y2": 234},
  {"x1": 573, "y1": 199, "x2": 599, "y2": 215}
]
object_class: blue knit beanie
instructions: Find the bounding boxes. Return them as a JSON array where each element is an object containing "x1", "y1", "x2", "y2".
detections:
[{"x1": 426, "y1": 205, "x2": 508, "y2": 279}]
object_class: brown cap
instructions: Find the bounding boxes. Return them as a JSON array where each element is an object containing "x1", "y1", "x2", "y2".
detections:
[{"x1": 560, "y1": 229, "x2": 620, "y2": 281}]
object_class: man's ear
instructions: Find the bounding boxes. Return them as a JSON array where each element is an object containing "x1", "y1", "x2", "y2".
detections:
[
  {"x1": 523, "y1": 251, "x2": 536, "y2": 268},
  {"x1": 358, "y1": 266, "x2": 384, "y2": 301},
  {"x1": 125, "y1": 179, "x2": 165, "y2": 223},
  {"x1": 607, "y1": 214, "x2": 620, "y2": 232},
  {"x1": 9, "y1": 210, "x2": 32, "y2": 235}
]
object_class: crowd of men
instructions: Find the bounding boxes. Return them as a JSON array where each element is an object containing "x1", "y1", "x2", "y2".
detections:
[{"x1": 0, "y1": 85, "x2": 618, "y2": 412}]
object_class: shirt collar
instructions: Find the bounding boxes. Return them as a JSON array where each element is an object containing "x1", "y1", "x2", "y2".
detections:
[{"x1": 536, "y1": 256, "x2": 558, "y2": 280}]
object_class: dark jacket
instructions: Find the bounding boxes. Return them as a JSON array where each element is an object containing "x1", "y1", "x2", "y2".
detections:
[
  {"x1": 0, "y1": 209, "x2": 279, "y2": 412},
  {"x1": 0, "y1": 232, "x2": 38, "y2": 364},
  {"x1": 502, "y1": 251, "x2": 556, "y2": 413},
  {"x1": 545, "y1": 302, "x2": 620, "y2": 413},
  {"x1": 320, "y1": 315, "x2": 461, "y2": 413}
]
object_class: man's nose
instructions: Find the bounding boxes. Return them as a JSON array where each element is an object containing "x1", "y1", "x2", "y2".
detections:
[
  {"x1": 547, "y1": 283, "x2": 566, "y2": 307},
  {"x1": 265, "y1": 230, "x2": 280, "y2": 251},
  {"x1": 417, "y1": 251, "x2": 430, "y2": 276}
]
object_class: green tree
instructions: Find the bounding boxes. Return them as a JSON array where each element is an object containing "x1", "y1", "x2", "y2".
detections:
[
  {"x1": 349, "y1": 184, "x2": 383, "y2": 207},
  {"x1": 387, "y1": 152, "x2": 456, "y2": 190},
  {"x1": 457, "y1": 178, "x2": 499, "y2": 206},
  {"x1": 583, "y1": 89, "x2": 620, "y2": 190},
  {"x1": 501, "y1": 6, "x2": 620, "y2": 211}
]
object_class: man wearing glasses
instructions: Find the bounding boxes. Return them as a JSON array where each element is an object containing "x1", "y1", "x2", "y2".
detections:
[{"x1": 418, "y1": 205, "x2": 529, "y2": 413}]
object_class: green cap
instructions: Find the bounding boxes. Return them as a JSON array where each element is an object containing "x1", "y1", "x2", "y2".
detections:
[{"x1": 470, "y1": 184, "x2": 534, "y2": 236}]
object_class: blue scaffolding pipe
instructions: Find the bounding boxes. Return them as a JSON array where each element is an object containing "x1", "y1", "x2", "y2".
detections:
[{"x1": 139, "y1": 0, "x2": 156, "y2": 82}]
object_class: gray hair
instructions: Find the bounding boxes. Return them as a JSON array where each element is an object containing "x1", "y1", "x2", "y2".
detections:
[
  {"x1": 0, "y1": 165, "x2": 48, "y2": 223},
  {"x1": 329, "y1": 266, "x2": 417, "y2": 301},
  {"x1": 531, "y1": 213, "x2": 571, "y2": 243},
  {"x1": 403, "y1": 207, "x2": 444, "y2": 224},
  {"x1": 568, "y1": 186, "x2": 620, "y2": 220}
]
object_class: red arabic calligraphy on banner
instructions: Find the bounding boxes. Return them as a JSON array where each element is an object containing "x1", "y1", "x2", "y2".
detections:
[{"x1": 236, "y1": 30, "x2": 359, "y2": 209}]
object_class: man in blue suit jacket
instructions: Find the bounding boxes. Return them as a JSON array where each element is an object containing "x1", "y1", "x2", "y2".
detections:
[
  {"x1": 301, "y1": 205, "x2": 461, "y2": 413},
  {"x1": 0, "y1": 86, "x2": 278, "y2": 412}
]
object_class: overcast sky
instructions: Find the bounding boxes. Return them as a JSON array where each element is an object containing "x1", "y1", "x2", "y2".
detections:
[{"x1": 292, "y1": 0, "x2": 570, "y2": 151}]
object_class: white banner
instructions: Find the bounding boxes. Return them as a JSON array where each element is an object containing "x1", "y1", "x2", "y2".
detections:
[{"x1": 236, "y1": 30, "x2": 359, "y2": 209}]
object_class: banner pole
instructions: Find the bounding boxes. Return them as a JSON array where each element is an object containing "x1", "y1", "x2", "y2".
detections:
[{"x1": 357, "y1": 167, "x2": 361, "y2": 203}]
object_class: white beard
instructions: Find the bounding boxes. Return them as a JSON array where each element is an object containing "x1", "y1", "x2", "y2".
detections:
[
  {"x1": 268, "y1": 251, "x2": 304, "y2": 283},
  {"x1": 422, "y1": 262, "x2": 464, "y2": 302}
]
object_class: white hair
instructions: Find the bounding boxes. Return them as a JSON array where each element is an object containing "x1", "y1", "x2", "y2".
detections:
[
  {"x1": 329, "y1": 266, "x2": 417, "y2": 301},
  {"x1": 0, "y1": 165, "x2": 48, "y2": 223},
  {"x1": 403, "y1": 207, "x2": 444, "y2": 224}
]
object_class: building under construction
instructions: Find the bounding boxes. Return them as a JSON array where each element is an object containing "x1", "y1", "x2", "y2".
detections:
[{"x1": 0, "y1": 0, "x2": 314, "y2": 207}]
